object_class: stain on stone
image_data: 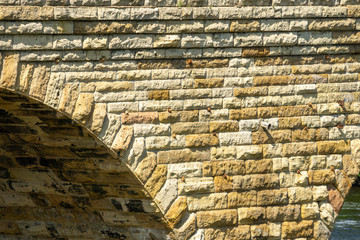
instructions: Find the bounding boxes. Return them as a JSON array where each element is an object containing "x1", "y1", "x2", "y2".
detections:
[
  {"x1": 125, "y1": 200, "x2": 144, "y2": 212},
  {"x1": 39, "y1": 158, "x2": 63, "y2": 169},
  {"x1": 0, "y1": 167, "x2": 10, "y2": 178},
  {"x1": 111, "y1": 199, "x2": 123, "y2": 211},
  {"x1": 90, "y1": 184, "x2": 108, "y2": 196},
  {"x1": 30, "y1": 193, "x2": 50, "y2": 207},
  {"x1": 15, "y1": 157, "x2": 37, "y2": 167},
  {"x1": 100, "y1": 229, "x2": 128, "y2": 239},
  {"x1": 60, "y1": 201, "x2": 74, "y2": 209},
  {"x1": 46, "y1": 223, "x2": 59, "y2": 237},
  {"x1": 73, "y1": 196, "x2": 91, "y2": 210}
]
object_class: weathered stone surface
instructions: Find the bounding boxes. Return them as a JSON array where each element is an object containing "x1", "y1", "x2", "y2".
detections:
[
  {"x1": 308, "y1": 170, "x2": 336, "y2": 185},
  {"x1": 228, "y1": 191, "x2": 257, "y2": 208},
  {"x1": 172, "y1": 122, "x2": 209, "y2": 134},
  {"x1": 238, "y1": 207, "x2": 265, "y2": 224},
  {"x1": 72, "y1": 93, "x2": 94, "y2": 124},
  {"x1": 187, "y1": 193, "x2": 227, "y2": 211},
  {"x1": 204, "y1": 226, "x2": 251, "y2": 240},
  {"x1": 197, "y1": 209, "x2": 237, "y2": 227},
  {"x1": 58, "y1": 83, "x2": 79, "y2": 115},
  {"x1": 88, "y1": 103, "x2": 107, "y2": 135},
  {"x1": 257, "y1": 189, "x2": 288, "y2": 206},
  {"x1": 121, "y1": 112, "x2": 159, "y2": 124},
  {"x1": 145, "y1": 165, "x2": 167, "y2": 198},
  {"x1": 282, "y1": 220, "x2": 313, "y2": 239},
  {"x1": 159, "y1": 110, "x2": 199, "y2": 123},
  {"x1": 0, "y1": 53, "x2": 19, "y2": 89},
  {"x1": 203, "y1": 160, "x2": 245, "y2": 176},
  {"x1": 158, "y1": 148, "x2": 210, "y2": 164},
  {"x1": 266, "y1": 205, "x2": 300, "y2": 221},
  {"x1": 185, "y1": 134, "x2": 219, "y2": 147},
  {"x1": 165, "y1": 196, "x2": 187, "y2": 228},
  {"x1": 135, "y1": 152, "x2": 157, "y2": 183},
  {"x1": 178, "y1": 177, "x2": 215, "y2": 195}
]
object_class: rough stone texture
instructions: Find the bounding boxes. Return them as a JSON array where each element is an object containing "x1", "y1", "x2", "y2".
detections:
[{"x1": 0, "y1": 2, "x2": 360, "y2": 239}]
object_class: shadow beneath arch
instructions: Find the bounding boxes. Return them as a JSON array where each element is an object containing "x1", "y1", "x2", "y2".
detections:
[{"x1": 0, "y1": 89, "x2": 171, "y2": 239}]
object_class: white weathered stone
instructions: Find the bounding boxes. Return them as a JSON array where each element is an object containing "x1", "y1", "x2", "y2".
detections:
[
  {"x1": 178, "y1": 177, "x2": 215, "y2": 195},
  {"x1": 218, "y1": 132, "x2": 252, "y2": 146},
  {"x1": 313, "y1": 186, "x2": 328, "y2": 201},
  {"x1": 168, "y1": 162, "x2": 202, "y2": 179},
  {"x1": 134, "y1": 124, "x2": 170, "y2": 137},
  {"x1": 155, "y1": 179, "x2": 178, "y2": 212},
  {"x1": 146, "y1": 136, "x2": 186, "y2": 150}
]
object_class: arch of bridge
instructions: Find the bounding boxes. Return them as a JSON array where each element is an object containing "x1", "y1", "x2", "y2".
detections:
[{"x1": 1, "y1": 1, "x2": 360, "y2": 239}]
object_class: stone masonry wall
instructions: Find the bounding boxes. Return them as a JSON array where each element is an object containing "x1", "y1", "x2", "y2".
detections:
[{"x1": 1, "y1": 0, "x2": 360, "y2": 239}]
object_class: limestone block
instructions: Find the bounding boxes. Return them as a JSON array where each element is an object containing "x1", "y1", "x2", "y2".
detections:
[
  {"x1": 281, "y1": 220, "x2": 314, "y2": 239},
  {"x1": 53, "y1": 35, "x2": 82, "y2": 49},
  {"x1": 263, "y1": 32, "x2": 297, "y2": 46},
  {"x1": 288, "y1": 187, "x2": 313, "y2": 203},
  {"x1": 131, "y1": 8, "x2": 158, "y2": 20},
  {"x1": 250, "y1": 224, "x2": 270, "y2": 238},
  {"x1": 257, "y1": 189, "x2": 288, "y2": 206},
  {"x1": 5, "y1": 22, "x2": 42, "y2": 34},
  {"x1": 245, "y1": 159, "x2": 272, "y2": 174},
  {"x1": 197, "y1": 209, "x2": 237, "y2": 228},
  {"x1": 218, "y1": 132, "x2": 252, "y2": 146},
  {"x1": 109, "y1": 35, "x2": 153, "y2": 49},
  {"x1": 111, "y1": 125, "x2": 133, "y2": 153},
  {"x1": 238, "y1": 207, "x2": 265, "y2": 224},
  {"x1": 173, "y1": 213, "x2": 196, "y2": 240},
  {"x1": 178, "y1": 177, "x2": 215, "y2": 195},
  {"x1": 301, "y1": 116, "x2": 321, "y2": 128},
  {"x1": 266, "y1": 205, "x2": 300, "y2": 221},
  {"x1": 146, "y1": 135, "x2": 185, "y2": 150},
  {"x1": 72, "y1": 93, "x2": 94, "y2": 124},
  {"x1": 154, "y1": 35, "x2": 180, "y2": 48},
  {"x1": 236, "y1": 145, "x2": 262, "y2": 160},
  {"x1": 134, "y1": 124, "x2": 170, "y2": 137},
  {"x1": 98, "y1": 7, "x2": 130, "y2": 20},
  {"x1": 166, "y1": 21, "x2": 204, "y2": 33},
  {"x1": 185, "y1": 134, "x2": 219, "y2": 147},
  {"x1": 83, "y1": 36, "x2": 108, "y2": 49},
  {"x1": 171, "y1": 122, "x2": 209, "y2": 134},
  {"x1": 298, "y1": 31, "x2": 332, "y2": 45},
  {"x1": 319, "y1": 203, "x2": 335, "y2": 229},
  {"x1": 108, "y1": 102, "x2": 138, "y2": 113},
  {"x1": 145, "y1": 165, "x2": 167, "y2": 198},
  {"x1": 135, "y1": 79, "x2": 181, "y2": 90},
  {"x1": 228, "y1": 191, "x2": 257, "y2": 208},
  {"x1": 0, "y1": 53, "x2": 19, "y2": 89},
  {"x1": 318, "y1": 140, "x2": 350, "y2": 154},
  {"x1": 187, "y1": 193, "x2": 227, "y2": 211},
  {"x1": 121, "y1": 112, "x2": 158, "y2": 125},
  {"x1": 168, "y1": 162, "x2": 202, "y2": 179},
  {"x1": 288, "y1": 156, "x2": 310, "y2": 172},
  {"x1": 155, "y1": 179, "x2": 178, "y2": 212},
  {"x1": 203, "y1": 160, "x2": 245, "y2": 176},
  {"x1": 309, "y1": 170, "x2": 336, "y2": 185},
  {"x1": 210, "y1": 146, "x2": 236, "y2": 161},
  {"x1": 165, "y1": 196, "x2": 187, "y2": 228},
  {"x1": 301, "y1": 202, "x2": 319, "y2": 220},
  {"x1": 234, "y1": 33, "x2": 262, "y2": 47},
  {"x1": 313, "y1": 220, "x2": 331, "y2": 240},
  {"x1": 205, "y1": 20, "x2": 230, "y2": 32},
  {"x1": 273, "y1": 158, "x2": 289, "y2": 172},
  {"x1": 135, "y1": 152, "x2": 156, "y2": 183},
  {"x1": 158, "y1": 148, "x2": 209, "y2": 164},
  {"x1": 181, "y1": 34, "x2": 213, "y2": 48},
  {"x1": 204, "y1": 226, "x2": 251, "y2": 240},
  {"x1": 54, "y1": 7, "x2": 97, "y2": 20}
]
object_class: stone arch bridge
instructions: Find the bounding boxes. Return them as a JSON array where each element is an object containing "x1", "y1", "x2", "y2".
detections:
[{"x1": 0, "y1": 0, "x2": 360, "y2": 239}]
